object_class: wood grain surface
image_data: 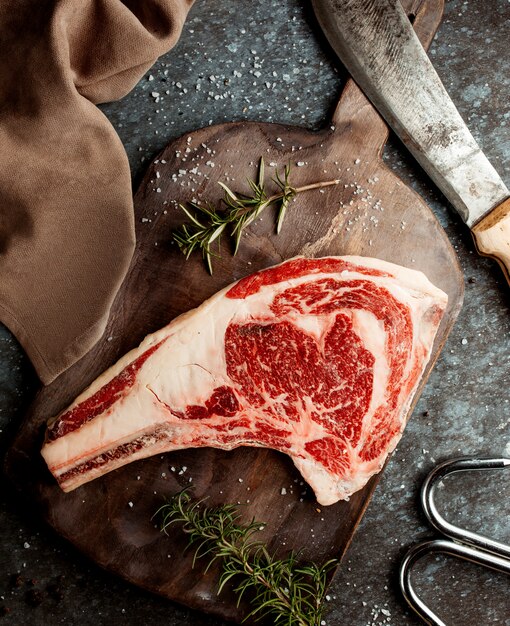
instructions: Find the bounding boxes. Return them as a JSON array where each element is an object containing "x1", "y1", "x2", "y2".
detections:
[{"x1": 5, "y1": 0, "x2": 463, "y2": 622}]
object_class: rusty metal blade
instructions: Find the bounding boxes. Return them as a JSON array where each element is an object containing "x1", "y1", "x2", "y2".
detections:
[{"x1": 312, "y1": 0, "x2": 509, "y2": 227}]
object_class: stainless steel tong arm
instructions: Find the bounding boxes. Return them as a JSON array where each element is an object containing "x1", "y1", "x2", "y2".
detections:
[{"x1": 399, "y1": 457, "x2": 510, "y2": 626}]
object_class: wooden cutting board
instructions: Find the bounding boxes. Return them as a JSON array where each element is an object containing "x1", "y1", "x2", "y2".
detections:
[{"x1": 5, "y1": 0, "x2": 463, "y2": 622}]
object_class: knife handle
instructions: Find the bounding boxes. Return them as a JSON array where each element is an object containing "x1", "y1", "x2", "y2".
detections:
[{"x1": 472, "y1": 198, "x2": 510, "y2": 285}]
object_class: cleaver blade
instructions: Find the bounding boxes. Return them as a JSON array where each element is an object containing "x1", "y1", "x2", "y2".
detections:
[{"x1": 312, "y1": 0, "x2": 510, "y2": 283}]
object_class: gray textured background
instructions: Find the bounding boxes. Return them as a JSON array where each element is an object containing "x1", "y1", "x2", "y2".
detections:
[{"x1": 1, "y1": 1, "x2": 509, "y2": 624}]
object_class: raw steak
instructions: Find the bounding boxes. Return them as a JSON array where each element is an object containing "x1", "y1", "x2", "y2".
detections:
[{"x1": 41, "y1": 256, "x2": 447, "y2": 505}]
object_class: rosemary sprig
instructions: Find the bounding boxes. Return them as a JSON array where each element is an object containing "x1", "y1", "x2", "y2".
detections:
[
  {"x1": 156, "y1": 491, "x2": 337, "y2": 626},
  {"x1": 172, "y1": 158, "x2": 341, "y2": 273}
]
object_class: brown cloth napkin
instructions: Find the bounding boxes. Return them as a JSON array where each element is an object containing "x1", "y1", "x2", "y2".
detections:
[{"x1": 0, "y1": 0, "x2": 193, "y2": 384}]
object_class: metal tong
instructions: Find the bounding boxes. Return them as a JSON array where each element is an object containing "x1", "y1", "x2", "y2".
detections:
[{"x1": 399, "y1": 457, "x2": 510, "y2": 626}]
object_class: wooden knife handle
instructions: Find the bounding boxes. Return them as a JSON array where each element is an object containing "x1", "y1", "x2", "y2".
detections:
[{"x1": 472, "y1": 198, "x2": 510, "y2": 285}]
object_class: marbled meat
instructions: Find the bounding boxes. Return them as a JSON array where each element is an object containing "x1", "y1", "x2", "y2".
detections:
[{"x1": 41, "y1": 256, "x2": 447, "y2": 505}]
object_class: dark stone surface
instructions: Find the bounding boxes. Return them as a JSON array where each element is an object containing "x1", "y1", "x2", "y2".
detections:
[{"x1": 1, "y1": 1, "x2": 509, "y2": 624}]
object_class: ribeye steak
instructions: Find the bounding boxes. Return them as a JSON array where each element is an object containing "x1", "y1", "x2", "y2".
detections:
[{"x1": 42, "y1": 256, "x2": 447, "y2": 505}]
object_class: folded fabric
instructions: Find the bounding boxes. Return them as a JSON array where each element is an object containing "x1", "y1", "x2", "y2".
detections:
[{"x1": 0, "y1": 0, "x2": 193, "y2": 384}]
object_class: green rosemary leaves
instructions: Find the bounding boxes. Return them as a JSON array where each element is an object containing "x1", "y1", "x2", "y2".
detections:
[
  {"x1": 156, "y1": 491, "x2": 336, "y2": 626},
  {"x1": 172, "y1": 158, "x2": 340, "y2": 273}
]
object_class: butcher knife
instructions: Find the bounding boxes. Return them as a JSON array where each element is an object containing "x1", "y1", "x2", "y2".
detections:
[{"x1": 311, "y1": 0, "x2": 510, "y2": 284}]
